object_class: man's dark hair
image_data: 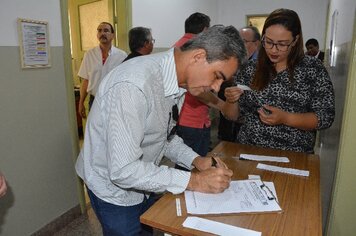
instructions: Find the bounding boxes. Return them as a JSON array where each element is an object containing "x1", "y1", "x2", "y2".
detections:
[
  {"x1": 128, "y1": 27, "x2": 152, "y2": 52},
  {"x1": 185, "y1": 12, "x2": 211, "y2": 34},
  {"x1": 305, "y1": 38, "x2": 319, "y2": 47},
  {"x1": 100, "y1": 22, "x2": 115, "y2": 33},
  {"x1": 241, "y1": 26, "x2": 261, "y2": 41}
]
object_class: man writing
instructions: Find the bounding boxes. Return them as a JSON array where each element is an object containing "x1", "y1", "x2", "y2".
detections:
[
  {"x1": 76, "y1": 25, "x2": 246, "y2": 235},
  {"x1": 78, "y1": 22, "x2": 127, "y2": 118}
]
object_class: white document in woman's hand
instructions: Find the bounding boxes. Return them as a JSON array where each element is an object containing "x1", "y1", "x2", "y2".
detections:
[{"x1": 237, "y1": 84, "x2": 252, "y2": 90}]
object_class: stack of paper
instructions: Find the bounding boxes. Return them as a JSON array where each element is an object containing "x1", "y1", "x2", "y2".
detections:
[{"x1": 185, "y1": 179, "x2": 281, "y2": 215}]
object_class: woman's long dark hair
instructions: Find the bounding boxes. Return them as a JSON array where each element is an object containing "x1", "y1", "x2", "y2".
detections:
[{"x1": 252, "y1": 8, "x2": 305, "y2": 90}]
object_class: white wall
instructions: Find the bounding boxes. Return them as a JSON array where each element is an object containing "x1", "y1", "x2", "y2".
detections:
[
  {"x1": 0, "y1": 0, "x2": 79, "y2": 235},
  {"x1": 132, "y1": 0, "x2": 217, "y2": 47},
  {"x1": 325, "y1": 0, "x2": 355, "y2": 45},
  {"x1": 217, "y1": 0, "x2": 328, "y2": 49},
  {"x1": 131, "y1": 0, "x2": 329, "y2": 49},
  {"x1": 0, "y1": 0, "x2": 63, "y2": 46},
  {"x1": 324, "y1": 0, "x2": 356, "y2": 235}
]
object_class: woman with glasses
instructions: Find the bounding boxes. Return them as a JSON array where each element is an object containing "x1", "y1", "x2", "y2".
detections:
[{"x1": 225, "y1": 8, "x2": 335, "y2": 153}]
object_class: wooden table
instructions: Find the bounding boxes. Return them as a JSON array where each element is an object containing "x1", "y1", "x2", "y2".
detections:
[{"x1": 141, "y1": 142, "x2": 321, "y2": 236}]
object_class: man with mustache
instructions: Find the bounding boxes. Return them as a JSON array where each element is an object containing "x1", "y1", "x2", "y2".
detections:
[{"x1": 78, "y1": 22, "x2": 127, "y2": 118}]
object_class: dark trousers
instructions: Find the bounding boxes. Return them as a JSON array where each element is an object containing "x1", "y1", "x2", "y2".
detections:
[
  {"x1": 89, "y1": 95, "x2": 95, "y2": 110},
  {"x1": 177, "y1": 125, "x2": 211, "y2": 156},
  {"x1": 175, "y1": 125, "x2": 210, "y2": 171},
  {"x1": 87, "y1": 188, "x2": 155, "y2": 236}
]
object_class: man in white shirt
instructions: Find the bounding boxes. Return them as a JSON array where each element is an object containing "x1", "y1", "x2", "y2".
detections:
[
  {"x1": 78, "y1": 22, "x2": 127, "y2": 118},
  {"x1": 76, "y1": 25, "x2": 246, "y2": 236}
]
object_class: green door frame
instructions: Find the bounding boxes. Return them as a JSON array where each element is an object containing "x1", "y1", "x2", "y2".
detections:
[{"x1": 60, "y1": 0, "x2": 132, "y2": 213}]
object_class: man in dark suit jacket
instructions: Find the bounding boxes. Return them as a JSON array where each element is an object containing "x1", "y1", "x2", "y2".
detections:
[{"x1": 305, "y1": 38, "x2": 325, "y2": 62}]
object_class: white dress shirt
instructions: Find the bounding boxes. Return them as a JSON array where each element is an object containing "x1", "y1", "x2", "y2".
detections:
[
  {"x1": 76, "y1": 49, "x2": 198, "y2": 206},
  {"x1": 78, "y1": 46, "x2": 127, "y2": 96}
]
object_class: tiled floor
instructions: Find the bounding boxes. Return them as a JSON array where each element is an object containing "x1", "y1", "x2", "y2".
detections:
[{"x1": 53, "y1": 207, "x2": 102, "y2": 236}]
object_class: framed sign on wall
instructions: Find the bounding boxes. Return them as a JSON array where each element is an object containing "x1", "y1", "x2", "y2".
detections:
[
  {"x1": 17, "y1": 18, "x2": 51, "y2": 68},
  {"x1": 246, "y1": 15, "x2": 268, "y2": 35}
]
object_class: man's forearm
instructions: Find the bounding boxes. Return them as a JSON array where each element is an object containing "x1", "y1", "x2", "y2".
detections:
[
  {"x1": 221, "y1": 101, "x2": 239, "y2": 121},
  {"x1": 197, "y1": 91, "x2": 239, "y2": 120},
  {"x1": 79, "y1": 78, "x2": 89, "y2": 104}
]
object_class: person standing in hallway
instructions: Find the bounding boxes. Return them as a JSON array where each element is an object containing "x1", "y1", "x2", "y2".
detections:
[
  {"x1": 78, "y1": 22, "x2": 127, "y2": 118},
  {"x1": 174, "y1": 12, "x2": 213, "y2": 158},
  {"x1": 305, "y1": 38, "x2": 325, "y2": 62},
  {"x1": 0, "y1": 173, "x2": 7, "y2": 197},
  {"x1": 76, "y1": 25, "x2": 246, "y2": 236},
  {"x1": 225, "y1": 8, "x2": 335, "y2": 153},
  {"x1": 218, "y1": 26, "x2": 261, "y2": 141},
  {"x1": 239, "y1": 26, "x2": 261, "y2": 60},
  {"x1": 123, "y1": 27, "x2": 154, "y2": 62}
]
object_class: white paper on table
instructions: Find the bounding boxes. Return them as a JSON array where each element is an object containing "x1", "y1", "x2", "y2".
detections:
[
  {"x1": 183, "y1": 216, "x2": 261, "y2": 236},
  {"x1": 239, "y1": 154, "x2": 290, "y2": 163},
  {"x1": 257, "y1": 163, "x2": 310, "y2": 177},
  {"x1": 248, "y1": 174, "x2": 261, "y2": 180},
  {"x1": 185, "y1": 180, "x2": 281, "y2": 215}
]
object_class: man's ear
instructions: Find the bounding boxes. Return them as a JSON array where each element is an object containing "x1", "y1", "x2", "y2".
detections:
[
  {"x1": 192, "y1": 48, "x2": 207, "y2": 63},
  {"x1": 143, "y1": 41, "x2": 150, "y2": 48}
]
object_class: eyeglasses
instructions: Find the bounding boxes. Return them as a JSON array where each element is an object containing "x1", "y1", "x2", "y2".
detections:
[
  {"x1": 167, "y1": 105, "x2": 179, "y2": 141},
  {"x1": 151, "y1": 39, "x2": 156, "y2": 44},
  {"x1": 261, "y1": 183, "x2": 278, "y2": 203},
  {"x1": 261, "y1": 36, "x2": 294, "y2": 52}
]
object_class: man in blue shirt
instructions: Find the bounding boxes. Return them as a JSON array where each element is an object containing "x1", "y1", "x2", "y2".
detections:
[{"x1": 239, "y1": 26, "x2": 261, "y2": 60}]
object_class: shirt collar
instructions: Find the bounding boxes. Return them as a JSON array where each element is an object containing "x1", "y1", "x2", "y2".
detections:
[
  {"x1": 162, "y1": 48, "x2": 183, "y2": 99},
  {"x1": 183, "y1": 33, "x2": 195, "y2": 40},
  {"x1": 98, "y1": 45, "x2": 113, "y2": 56},
  {"x1": 315, "y1": 50, "x2": 320, "y2": 58}
]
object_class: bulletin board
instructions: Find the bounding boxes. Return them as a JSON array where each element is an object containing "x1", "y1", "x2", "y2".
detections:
[{"x1": 17, "y1": 18, "x2": 51, "y2": 68}]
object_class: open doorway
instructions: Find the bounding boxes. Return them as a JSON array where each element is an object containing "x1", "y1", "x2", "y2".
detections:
[
  {"x1": 68, "y1": 0, "x2": 130, "y2": 140},
  {"x1": 65, "y1": 0, "x2": 130, "y2": 211},
  {"x1": 68, "y1": 0, "x2": 114, "y2": 140}
]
